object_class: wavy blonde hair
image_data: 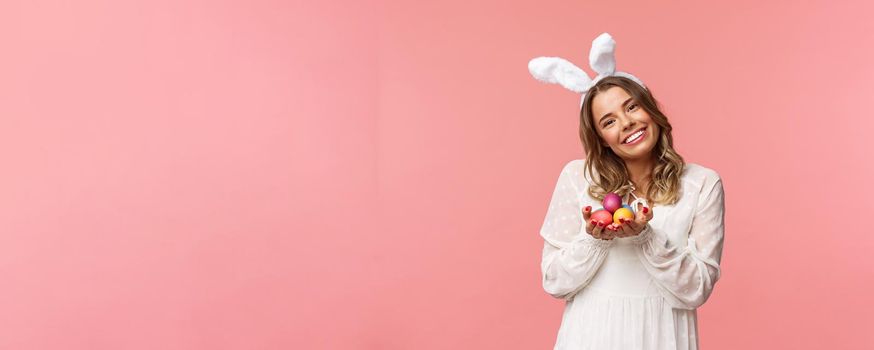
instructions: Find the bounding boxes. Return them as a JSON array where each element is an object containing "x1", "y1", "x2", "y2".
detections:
[{"x1": 578, "y1": 76, "x2": 685, "y2": 207}]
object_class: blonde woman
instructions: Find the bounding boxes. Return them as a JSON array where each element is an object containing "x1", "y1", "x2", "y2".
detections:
[{"x1": 538, "y1": 75, "x2": 725, "y2": 349}]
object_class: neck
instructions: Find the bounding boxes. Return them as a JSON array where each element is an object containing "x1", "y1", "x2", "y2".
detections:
[{"x1": 625, "y1": 157, "x2": 654, "y2": 191}]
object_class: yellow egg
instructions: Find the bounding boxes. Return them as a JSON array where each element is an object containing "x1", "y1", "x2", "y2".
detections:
[{"x1": 613, "y1": 207, "x2": 635, "y2": 225}]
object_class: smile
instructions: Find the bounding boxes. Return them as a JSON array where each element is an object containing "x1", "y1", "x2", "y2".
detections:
[{"x1": 622, "y1": 128, "x2": 646, "y2": 145}]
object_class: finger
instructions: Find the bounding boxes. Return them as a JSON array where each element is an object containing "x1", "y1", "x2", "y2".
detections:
[
  {"x1": 595, "y1": 222, "x2": 608, "y2": 239},
  {"x1": 617, "y1": 219, "x2": 633, "y2": 237},
  {"x1": 608, "y1": 222, "x2": 622, "y2": 237},
  {"x1": 601, "y1": 224, "x2": 615, "y2": 240},
  {"x1": 582, "y1": 206, "x2": 592, "y2": 221},
  {"x1": 587, "y1": 218, "x2": 596, "y2": 234},
  {"x1": 607, "y1": 222, "x2": 623, "y2": 238},
  {"x1": 635, "y1": 207, "x2": 646, "y2": 223},
  {"x1": 636, "y1": 206, "x2": 652, "y2": 223},
  {"x1": 591, "y1": 222, "x2": 603, "y2": 239},
  {"x1": 622, "y1": 217, "x2": 640, "y2": 233},
  {"x1": 604, "y1": 222, "x2": 616, "y2": 236},
  {"x1": 634, "y1": 209, "x2": 647, "y2": 226}
]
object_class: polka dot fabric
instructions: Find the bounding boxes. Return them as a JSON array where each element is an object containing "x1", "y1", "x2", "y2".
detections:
[{"x1": 539, "y1": 159, "x2": 725, "y2": 350}]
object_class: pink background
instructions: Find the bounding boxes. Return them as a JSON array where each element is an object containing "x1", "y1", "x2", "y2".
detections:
[{"x1": 1, "y1": 0, "x2": 872, "y2": 349}]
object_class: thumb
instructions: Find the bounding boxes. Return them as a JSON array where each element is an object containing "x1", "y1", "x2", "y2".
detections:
[
  {"x1": 636, "y1": 205, "x2": 652, "y2": 223},
  {"x1": 643, "y1": 206, "x2": 653, "y2": 221},
  {"x1": 582, "y1": 205, "x2": 592, "y2": 220}
]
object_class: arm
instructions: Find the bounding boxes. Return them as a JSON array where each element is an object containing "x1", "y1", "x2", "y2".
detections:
[
  {"x1": 631, "y1": 172, "x2": 725, "y2": 309},
  {"x1": 539, "y1": 161, "x2": 614, "y2": 301}
]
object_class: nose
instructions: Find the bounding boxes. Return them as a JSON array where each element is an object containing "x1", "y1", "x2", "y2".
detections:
[{"x1": 620, "y1": 116, "x2": 636, "y2": 131}]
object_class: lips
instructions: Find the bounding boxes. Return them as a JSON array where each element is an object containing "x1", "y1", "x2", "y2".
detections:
[{"x1": 622, "y1": 127, "x2": 646, "y2": 144}]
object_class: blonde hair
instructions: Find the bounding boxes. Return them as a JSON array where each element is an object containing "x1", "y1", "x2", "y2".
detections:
[{"x1": 578, "y1": 76, "x2": 685, "y2": 206}]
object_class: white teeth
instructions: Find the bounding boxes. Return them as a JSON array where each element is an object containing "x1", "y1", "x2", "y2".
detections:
[{"x1": 624, "y1": 129, "x2": 644, "y2": 144}]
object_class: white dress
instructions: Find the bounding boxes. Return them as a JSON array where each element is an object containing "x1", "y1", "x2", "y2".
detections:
[{"x1": 539, "y1": 159, "x2": 725, "y2": 350}]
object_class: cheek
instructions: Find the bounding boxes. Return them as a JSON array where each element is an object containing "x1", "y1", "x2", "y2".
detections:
[
  {"x1": 602, "y1": 130, "x2": 620, "y2": 143},
  {"x1": 640, "y1": 112, "x2": 653, "y2": 124}
]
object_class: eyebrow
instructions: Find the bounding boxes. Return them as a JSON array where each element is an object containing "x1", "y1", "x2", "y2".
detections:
[{"x1": 599, "y1": 98, "x2": 634, "y2": 124}]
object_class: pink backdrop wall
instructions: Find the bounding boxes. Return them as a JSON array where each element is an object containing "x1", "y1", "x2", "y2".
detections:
[{"x1": 1, "y1": 0, "x2": 872, "y2": 349}]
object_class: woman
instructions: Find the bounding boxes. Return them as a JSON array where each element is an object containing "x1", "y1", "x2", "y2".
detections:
[{"x1": 538, "y1": 74, "x2": 725, "y2": 349}]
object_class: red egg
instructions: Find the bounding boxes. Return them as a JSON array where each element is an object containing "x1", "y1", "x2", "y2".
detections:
[
  {"x1": 602, "y1": 193, "x2": 622, "y2": 213},
  {"x1": 590, "y1": 209, "x2": 614, "y2": 227}
]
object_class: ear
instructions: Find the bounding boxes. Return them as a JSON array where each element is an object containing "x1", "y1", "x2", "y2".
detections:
[{"x1": 527, "y1": 56, "x2": 592, "y2": 93}]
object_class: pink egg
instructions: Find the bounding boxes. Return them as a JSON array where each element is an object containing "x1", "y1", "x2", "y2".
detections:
[
  {"x1": 602, "y1": 193, "x2": 622, "y2": 213},
  {"x1": 590, "y1": 209, "x2": 614, "y2": 227}
]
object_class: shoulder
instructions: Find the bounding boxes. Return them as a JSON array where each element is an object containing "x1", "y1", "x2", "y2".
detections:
[
  {"x1": 683, "y1": 162, "x2": 721, "y2": 180},
  {"x1": 558, "y1": 158, "x2": 590, "y2": 188},
  {"x1": 560, "y1": 158, "x2": 588, "y2": 177},
  {"x1": 561, "y1": 158, "x2": 586, "y2": 173},
  {"x1": 683, "y1": 162, "x2": 723, "y2": 193}
]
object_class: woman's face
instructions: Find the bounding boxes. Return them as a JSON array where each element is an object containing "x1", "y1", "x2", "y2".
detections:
[{"x1": 591, "y1": 86, "x2": 660, "y2": 161}]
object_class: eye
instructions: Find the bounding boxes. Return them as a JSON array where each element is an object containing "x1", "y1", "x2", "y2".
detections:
[
  {"x1": 603, "y1": 119, "x2": 614, "y2": 127},
  {"x1": 627, "y1": 103, "x2": 638, "y2": 111}
]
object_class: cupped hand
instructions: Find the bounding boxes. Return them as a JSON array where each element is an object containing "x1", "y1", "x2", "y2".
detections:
[
  {"x1": 606, "y1": 204, "x2": 654, "y2": 238},
  {"x1": 581, "y1": 206, "x2": 615, "y2": 240}
]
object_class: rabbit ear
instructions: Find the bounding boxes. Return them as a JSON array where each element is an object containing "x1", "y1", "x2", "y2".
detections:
[
  {"x1": 589, "y1": 32, "x2": 616, "y2": 76},
  {"x1": 528, "y1": 56, "x2": 593, "y2": 93}
]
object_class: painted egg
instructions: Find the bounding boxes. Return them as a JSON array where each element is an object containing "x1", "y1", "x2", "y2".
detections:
[
  {"x1": 590, "y1": 209, "x2": 614, "y2": 227},
  {"x1": 622, "y1": 204, "x2": 634, "y2": 214},
  {"x1": 603, "y1": 193, "x2": 622, "y2": 213},
  {"x1": 613, "y1": 207, "x2": 635, "y2": 225}
]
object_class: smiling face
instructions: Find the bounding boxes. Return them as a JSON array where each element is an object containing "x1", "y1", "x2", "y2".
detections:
[{"x1": 590, "y1": 86, "x2": 660, "y2": 161}]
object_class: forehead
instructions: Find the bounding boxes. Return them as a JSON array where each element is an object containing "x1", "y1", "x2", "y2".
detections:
[{"x1": 591, "y1": 86, "x2": 631, "y2": 118}]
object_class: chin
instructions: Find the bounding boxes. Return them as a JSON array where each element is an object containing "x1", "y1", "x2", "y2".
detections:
[
  {"x1": 621, "y1": 153, "x2": 653, "y2": 161},
  {"x1": 619, "y1": 143, "x2": 655, "y2": 160}
]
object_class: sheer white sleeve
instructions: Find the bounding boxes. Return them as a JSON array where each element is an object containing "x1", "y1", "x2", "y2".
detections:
[
  {"x1": 539, "y1": 161, "x2": 614, "y2": 301},
  {"x1": 631, "y1": 171, "x2": 725, "y2": 310}
]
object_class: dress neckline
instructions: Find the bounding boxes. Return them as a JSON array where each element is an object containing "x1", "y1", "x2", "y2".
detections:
[{"x1": 625, "y1": 182, "x2": 673, "y2": 211}]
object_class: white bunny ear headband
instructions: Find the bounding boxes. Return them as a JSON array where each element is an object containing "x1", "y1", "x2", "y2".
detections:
[{"x1": 528, "y1": 32, "x2": 647, "y2": 109}]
